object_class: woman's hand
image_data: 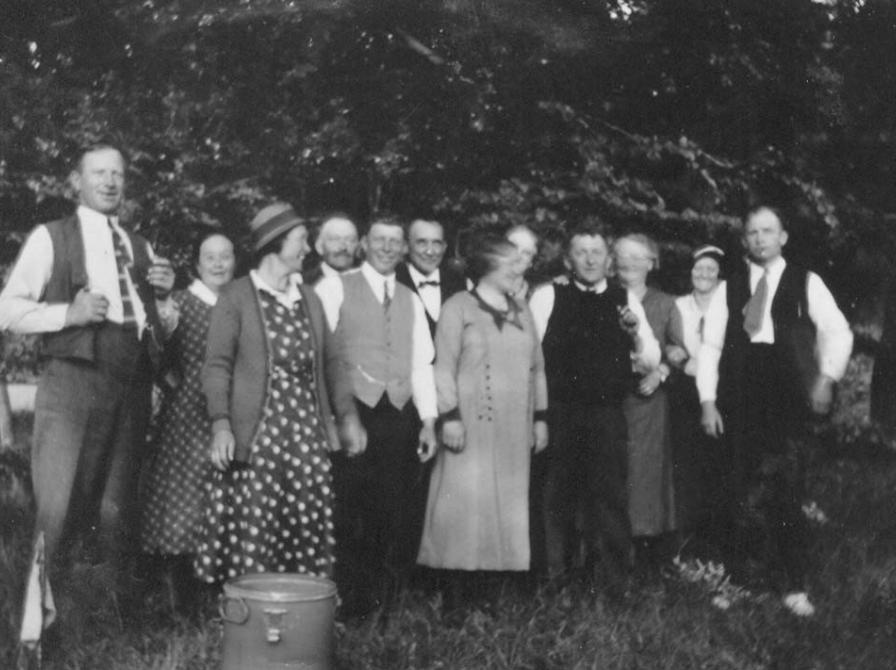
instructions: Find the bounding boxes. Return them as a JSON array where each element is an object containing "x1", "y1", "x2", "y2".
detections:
[
  {"x1": 210, "y1": 429, "x2": 235, "y2": 471},
  {"x1": 638, "y1": 369, "x2": 662, "y2": 396},
  {"x1": 441, "y1": 419, "x2": 465, "y2": 452},
  {"x1": 533, "y1": 420, "x2": 549, "y2": 453},
  {"x1": 339, "y1": 414, "x2": 368, "y2": 457}
]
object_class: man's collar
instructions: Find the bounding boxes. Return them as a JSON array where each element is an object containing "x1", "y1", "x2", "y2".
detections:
[
  {"x1": 407, "y1": 263, "x2": 440, "y2": 285},
  {"x1": 361, "y1": 261, "x2": 396, "y2": 284},
  {"x1": 573, "y1": 278, "x2": 608, "y2": 294},
  {"x1": 78, "y1": 205, "x2": 116, "y2": 227},
  {"x1": 747, "y1": 255, "x2": 786, "y2": 277},
  {"x1": 320, "y1": 262, "x2": 341, "y2": 279}
]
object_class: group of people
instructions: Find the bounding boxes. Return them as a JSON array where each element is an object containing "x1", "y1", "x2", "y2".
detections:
[{"x1": 0, "y1": 143, "x2": 853, "y2": 634}]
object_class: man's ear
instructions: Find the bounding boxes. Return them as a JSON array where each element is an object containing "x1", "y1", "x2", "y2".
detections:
[
  {"x1": 69, "y1": 169, "x2": 82, "y2": 195},
  {"x1": 780, "y1": 230, "x2": 789, "y2": 248},
  {"x1": 563, "y1": 256, "x2": 572, "y2": 272},
  {"x1": 360, "y1": 235, "x2": 370, "y2": 255}
]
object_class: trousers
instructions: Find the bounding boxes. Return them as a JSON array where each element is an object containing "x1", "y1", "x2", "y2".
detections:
[{"x1": 31, "y1": 324, "x2": 151, "y2": 575}]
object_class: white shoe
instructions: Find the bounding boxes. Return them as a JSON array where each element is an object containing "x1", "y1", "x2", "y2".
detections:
[{"x1": 782, "y1": 592, "x2": 815, "y2": 617}]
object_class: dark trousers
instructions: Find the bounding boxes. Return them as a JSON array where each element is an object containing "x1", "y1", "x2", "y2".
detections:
[
  {"x1": 542, "y1": 402, "x2": 632, "y2": 585},
  {"x1": 31, "y1": 325, "x2": 151, "y2": 577},
  {"x1": 727, "y1": 344, "x2": 810, "y2": 591},
  {"x1": 332, "y1": 395, "x2": 424, "y2": 607}
]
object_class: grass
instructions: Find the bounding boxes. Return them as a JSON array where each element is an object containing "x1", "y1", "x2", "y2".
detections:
[{"x1": 2, "y1": 357, "x2": 896, "y2": 669}]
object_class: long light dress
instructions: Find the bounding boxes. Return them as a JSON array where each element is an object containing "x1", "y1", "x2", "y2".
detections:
[
  {"x1": 624, "y1": 286, "x2": 678, "y2": 537},
  {"x1": 417, "y1": 290, "x2": 548, "y2": 571}
]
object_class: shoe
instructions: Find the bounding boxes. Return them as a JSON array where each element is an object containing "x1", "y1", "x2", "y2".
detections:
[{"x1": 782, "y1": 591, "x2": 815, "y2": 617}]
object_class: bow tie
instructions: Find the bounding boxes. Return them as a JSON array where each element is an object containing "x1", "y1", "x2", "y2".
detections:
[{"x1": 418, "y1": 280, "x2": 440, "y2": 288}]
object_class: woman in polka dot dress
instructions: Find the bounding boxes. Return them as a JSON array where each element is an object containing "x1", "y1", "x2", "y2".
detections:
[
  {"x1": 141, "y1": 232, "x2": 236, "y2": 572},
  {"x1": 195, "y1": 203, "x2": 359, "y2": 583}
]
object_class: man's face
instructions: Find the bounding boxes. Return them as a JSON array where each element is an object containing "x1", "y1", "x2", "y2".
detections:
[
  {"x1": 743, "y1": 208, "x2": 788, "y2": 266},
  {"x1": 71, "y1": 148, "x2": 125, "y2": 215},
  {"x1": 362, "y1": 222, "x2": 406, "y2": 275},
  {"x1": 564, "y1": 234, "x2": 611, "y2": 286},
  {"x1": 407, "y1": 220, "x2": 446, "y2": 276},
  {"x1": 316, "y1": 216, "x2": 358, "y2": 272}
]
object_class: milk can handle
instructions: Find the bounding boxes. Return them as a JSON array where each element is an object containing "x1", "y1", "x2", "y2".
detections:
[
  {"x1": 219, "y1": 596, "x2": 250, "y2": 624},
  {"x1": 263, "y1": 607, "x2": 288, "y2": 644}
]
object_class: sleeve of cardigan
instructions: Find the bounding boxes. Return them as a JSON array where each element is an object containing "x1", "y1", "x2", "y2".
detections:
[
  {"x1": 202, "y1": 288, "x2": 240, "y2": 434},
  {"x1": 434, "y1": 296, "x2": 464, "y2": 418},
  {"x1": 324, "y1": 307, "x2": 358, "y2": 421}
]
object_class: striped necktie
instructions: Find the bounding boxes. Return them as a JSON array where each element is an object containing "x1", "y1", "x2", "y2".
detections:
[
  {"x1": 383, "y1": 278, "x2": 392, "y2": 312},
  {"x1": 108, "y1": 219, "x2": 137, "y2": 326}
]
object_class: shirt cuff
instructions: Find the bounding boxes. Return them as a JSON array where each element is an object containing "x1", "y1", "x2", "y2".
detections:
[
  {"x1": 439, "y1": 407, "x2": 461, "y2": 422},
  {"x1": 533, "y1": 409, "x2": 549, "y2": 423}
]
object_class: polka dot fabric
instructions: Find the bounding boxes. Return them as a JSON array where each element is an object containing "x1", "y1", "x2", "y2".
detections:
[
  {"x1": 194, "y1": 290, "x2": 335, "y2": 582},
  {"x1": 141, "y1": 289, "x2": 215, "y2": 555}
]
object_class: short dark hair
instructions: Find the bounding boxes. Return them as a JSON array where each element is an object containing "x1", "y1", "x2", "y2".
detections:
[
  {"x1": 74, "y1": 141, "x2": 128, "y2": 173},
  {"x1": 365, "y1": 212, "x2": 406, "y2": 239},
  {"x1": 744, "y1": 204, "x2": 787, "y2": 231},
  {"x1": 465, "y1": 232, "x2": 517, "y2": 283},
  {"x1": 191, "y1": 228, "x2": 237, "y2": 271},
  {"x1": 565, "y1": 217, "x2": 613, "y2": 252}
]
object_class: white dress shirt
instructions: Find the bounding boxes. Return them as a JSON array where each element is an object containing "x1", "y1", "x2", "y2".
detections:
[
  {"x1": 407, "y1": 264, "x2": 442, "y2": 322},
  {"x1": 696, "y1": 256, "x2": 853, "y2": 403},
  {"x1": 528, "y1": 279, "x2": 661, "y2": 370},
  {"x1": 0, "y1": 205, "x2": 154, "y2": 335},
  {"x1": 315, "y1": 262, "x2": 437, "y2": 420}
]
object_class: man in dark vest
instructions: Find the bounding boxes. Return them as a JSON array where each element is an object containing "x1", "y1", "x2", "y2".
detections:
[
  {"x1": 529, "y1": 220, "x2": 660, "y2": 595},
  {"x1": 315, "y1": 214, "x2": 438, "y2": 617},
  {"x1": 698, "y1": 205, "x2": 852, "y2": 617},
  {"x1": 0, "y1": 144, "x2": 176, "y2": 600},
  {"x1": 395, "y1": 218, "x2": 466, "y2": 338}
]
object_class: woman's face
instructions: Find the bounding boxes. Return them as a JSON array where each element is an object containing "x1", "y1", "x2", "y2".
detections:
[
  {"x1": 691, "y1": 256, "x2": 721, "y2": 296},
  {"x1": 507, "y1": 227, "x2": 538, "y2": 276},
  {"x1": 196, "y1": 234, "x2": 236, "y2": 292},
  {"x1": 613, "y1": 238, "x2": 653, "y2": 288},
  {"x1": 277, "y1": 225, "x2": 310, "y2": 273},
  {"x1": 480, "y1": 248, "x2": 522, "y2": 295}
]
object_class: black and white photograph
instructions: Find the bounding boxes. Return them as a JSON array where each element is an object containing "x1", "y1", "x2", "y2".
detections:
[{"x1": 1, "y1": 1, "x2": 895, "y2": 668}]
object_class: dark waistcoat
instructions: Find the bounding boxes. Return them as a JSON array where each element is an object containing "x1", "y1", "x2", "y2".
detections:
[
  {"x1": 542, "y1": 283, "x2": 631, "y2": 406},
  {"x1": 40, "y1": 215, "x2": 163, "y2": 367},
  {"x1": 719, "y1": 262, "x2": 816, "y2": 416}
]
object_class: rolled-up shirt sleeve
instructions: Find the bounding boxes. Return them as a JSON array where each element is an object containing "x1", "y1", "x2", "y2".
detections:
[
  {"x1": 696, "y1": 281, "x2": 728, "y2": 403},
  {"x1": 0, "y1": 226, "x2": 69, "y2": 334},
  {"x1": 410, "y1": 294, "x2": 437, "y2": 420},
  {"x1": 807, "y1": 272, "x2": 853, "y2": 382},
  {"x1": 528, "y1": 284, "x2": 555, "y2": 342}
]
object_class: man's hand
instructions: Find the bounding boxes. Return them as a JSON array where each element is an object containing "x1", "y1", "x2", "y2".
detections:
[
  {"x1": 533, "y1": 420, "x2": 549, "y2": 454},
  {"x1": 65, "y1": 288, "x2": 108, "y2": 326},
  {"x1": 147, "y1": 258, "x2": 175, "y2": 299},
  {"x1": 210, "y1": 429, "x2": 235, "y2": 471},
  {"x1": 417, "y1": 420, "x2": 438, "y2": 462},
  {"x1": 809, "y1": 374, "x2": 835, "y2": 416},
  {"x1": 339, "y1": 414, "x2": 368, "y2": 456},
  {"x1": 441, "y1": 419, "x2": 465, "y2": 452},
  {"x1": 701, "y1": 401, "x2": 724, "y2": 438}
]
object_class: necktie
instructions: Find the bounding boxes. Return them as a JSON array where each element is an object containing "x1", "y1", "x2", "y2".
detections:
[
  {"x1": 417, "y1": 280, "x2": 440, "y2": 288},
  {"x1": 108, "y1": 219, "x2": 137, "y2": 326},
  {"x1": 383, "y1": 278, "x2": 392, "y2": 311},
  {"x1": 742, "y1": 269, "x2": 769, "y2": 338}
]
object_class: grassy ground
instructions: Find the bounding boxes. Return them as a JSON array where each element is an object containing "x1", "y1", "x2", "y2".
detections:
[{"x1": 2, "y1": 355, "x2": 896, "y2": 669}]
